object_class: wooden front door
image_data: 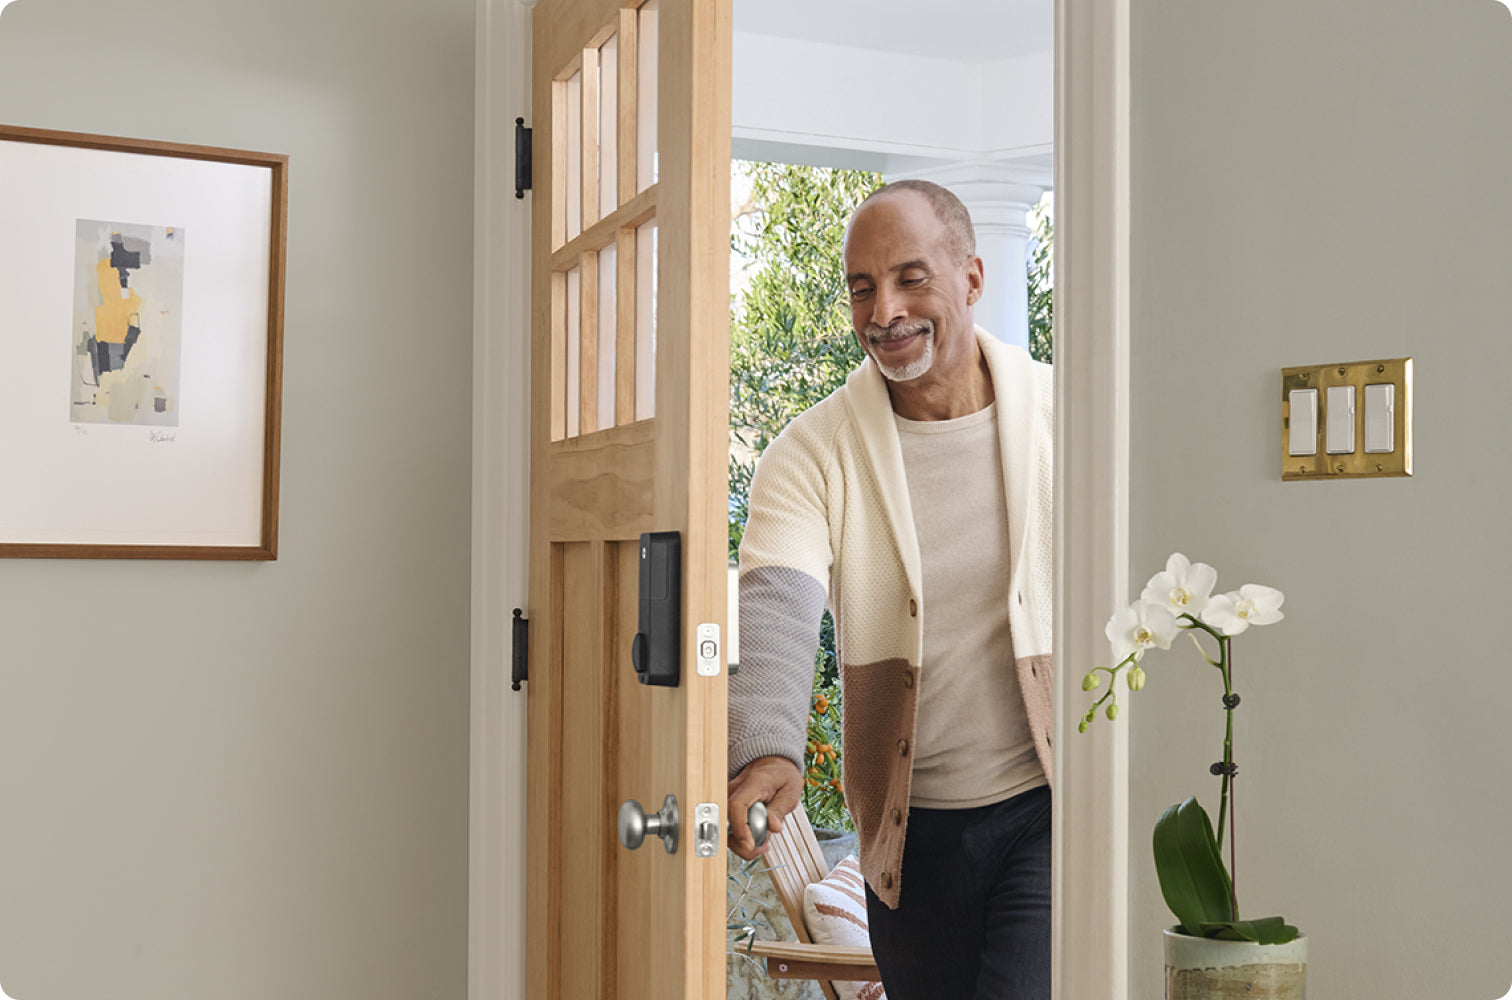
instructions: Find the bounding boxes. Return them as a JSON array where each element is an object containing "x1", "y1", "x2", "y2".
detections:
[{"x1": 524, "y1": 1, "x2": 731, "y2": 998}]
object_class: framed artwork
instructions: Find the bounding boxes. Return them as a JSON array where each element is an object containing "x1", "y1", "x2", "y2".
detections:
[{"x1": 0, "y1": 124, "x2": 286, "y2": 559}]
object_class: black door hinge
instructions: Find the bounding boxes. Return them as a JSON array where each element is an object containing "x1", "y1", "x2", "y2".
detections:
[
  {"x1": 511, "y1": 607, "x2": 529, "y2": 690},
  {"x1": 515, "y1": 118, "x2": 532, "y2": 199}
]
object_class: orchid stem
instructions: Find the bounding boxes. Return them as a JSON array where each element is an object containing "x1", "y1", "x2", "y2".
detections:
[
  {"x1": 1084, "y1": 657, "x2": 1136, "y2": 720},
  {"x1": 1218, "y1": 635, "x2": 1238, "y2": 919}
]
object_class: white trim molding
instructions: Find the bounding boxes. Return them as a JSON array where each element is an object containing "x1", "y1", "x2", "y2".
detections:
[
  {"x1": 470, "y1": 2, "x2": 531, "y2": 1000},
  {"x1": 1052, "y1": 0, "x2": 1131, "y2": 997}
]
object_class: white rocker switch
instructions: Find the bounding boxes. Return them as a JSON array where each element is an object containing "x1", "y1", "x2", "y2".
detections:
[
  {"x1": 1288, "y1": 388, "x2": 1318, "y2": 456},
  {"x1": 1364, "y1": 383, "x2": 1395, "y2": 454},
  {"x1": 1325, "y1": 385, "x2": 1356, "y2": 455}
]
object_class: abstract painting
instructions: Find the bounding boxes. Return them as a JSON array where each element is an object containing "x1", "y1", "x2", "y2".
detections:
[
  {"x1": 71, "y1": 219, "x2": 185, "y2": 426},
  {"x1": 1, "y1": 123, "x2": 285, "y2": 559}
]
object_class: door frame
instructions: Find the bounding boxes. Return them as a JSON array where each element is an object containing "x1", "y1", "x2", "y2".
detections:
[
  {"x1": 468, "y1": 0, "x2": 1132, "y2": 997},
  {"x1": 1050, "y1": 0, "x2": 1131, "y2": 996},
  {"x1": 469, "y1": 3, "x2": 534, "y2": 999}
]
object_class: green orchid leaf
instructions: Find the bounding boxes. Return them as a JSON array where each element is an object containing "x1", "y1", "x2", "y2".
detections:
[
  {"x1": 1199, "y1": 916, "x2": 1302, "y2": 945},
  {"x1": 1152, "y1": 797, "x2": 1234, "y2": 935}
]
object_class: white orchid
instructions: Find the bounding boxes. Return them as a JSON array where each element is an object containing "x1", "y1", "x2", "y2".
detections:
[
  {"x1": 1081, "y1": 556, "x2": 1298, "y2": 945},
  {"x1": 1140, "y1": 552, "x2": 1218, "y2": 619},
  {"x1": 1200, "y1": 584, "x2": 1285, "y2": 636},
  {"x1": 1105, "y1": 600, "x2": 1178, "y2": 663}
]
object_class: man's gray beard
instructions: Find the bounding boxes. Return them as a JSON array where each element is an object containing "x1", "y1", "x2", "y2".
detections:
[{"x1": 875, "y1": 330, "x2": 935, "y2": 382}]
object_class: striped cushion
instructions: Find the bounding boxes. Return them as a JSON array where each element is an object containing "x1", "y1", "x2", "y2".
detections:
[{"x1": 801, "y1": 856, "x2": 887, "y2": 1000}]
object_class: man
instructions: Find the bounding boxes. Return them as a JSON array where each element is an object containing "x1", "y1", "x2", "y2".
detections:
[{"x1": 726, "y1": 180, "x2": 1054, "y2": 1000}]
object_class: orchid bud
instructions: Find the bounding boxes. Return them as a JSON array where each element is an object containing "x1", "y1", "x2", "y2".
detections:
[
  {"x1": 1078, "y1": 719, "x2": 1089, "y2": 733},
  {"x1": 1082, "y1": 672, "x2": 1100, "y2": 691},
  {"x1": 1106, "y1": 704, "x2": 1119, "y2": 721},
  {"x1": 1128, "y1": 666, "x2": 1146, "y2": 691}
]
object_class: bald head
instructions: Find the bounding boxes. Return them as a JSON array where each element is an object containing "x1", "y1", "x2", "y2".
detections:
[{"x1": 853, "y1": 180, "x2": 976, "y2": 261}]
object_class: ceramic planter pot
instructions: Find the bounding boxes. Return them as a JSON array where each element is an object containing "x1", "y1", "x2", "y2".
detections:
[
  {"x1": 813, "y1": 827, "x2": 858, "y2": 870},
  {"x1": 1164, "y1": 928, "x2": 1307, "y2": 999}
]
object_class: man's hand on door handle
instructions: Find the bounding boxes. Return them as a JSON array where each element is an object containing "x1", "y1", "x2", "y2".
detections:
[{"x1": 726, "y1": 755, "x2": 803, "y2": 861}]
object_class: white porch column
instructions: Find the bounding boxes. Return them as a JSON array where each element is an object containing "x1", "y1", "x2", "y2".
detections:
[{"x1": 887, "y1": 161, "x2": 1049, "y2": 351}]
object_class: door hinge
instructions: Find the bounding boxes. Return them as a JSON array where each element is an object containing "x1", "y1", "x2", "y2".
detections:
[
  {"x1": 514, "y1": 117, "x2": 532, "y2": 199},
  {"x1": 511, "y1": 607, "x2": 529, "y2": 691}
]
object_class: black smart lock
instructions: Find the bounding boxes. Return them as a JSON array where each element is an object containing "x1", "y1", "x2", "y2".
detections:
[{"x1": 631, "y1": 530, "x2": 680, "y2": 686}]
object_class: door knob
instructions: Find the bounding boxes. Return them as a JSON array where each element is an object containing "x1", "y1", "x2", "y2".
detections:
[
  {"x1": 619, "y1": 794, "x2": 679, "y2": 854},
  {"x1": 745, "y1": 801, "x2": 769, "y2": 849}
]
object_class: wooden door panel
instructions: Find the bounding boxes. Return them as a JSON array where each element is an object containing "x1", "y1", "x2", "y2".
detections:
[
  {"x1": 527, "y1": 1, "x2": 730, "y2": 998},
  {"x1": 546, "y1": 425, "x2": 656, "y2": 541},
  {"x1": 538, "y1": 0, "x2": 626, "y2": 94},
  {"x1": 557, "y1": 539, "x2": 611, "y2": 1000},
  {"x1": 611, "y1": 538, "x2": 664, "y2": 1000}
]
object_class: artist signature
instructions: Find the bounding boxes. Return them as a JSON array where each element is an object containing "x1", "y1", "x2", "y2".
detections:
[{"x1": 149, "y1": 431, "x2": 177, "y2": 444}]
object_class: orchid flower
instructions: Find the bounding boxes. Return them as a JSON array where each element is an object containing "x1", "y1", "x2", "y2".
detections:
[
  {"x1": 1140, "y1": 552, "x2": 1218, "y2": 620},
  {"x1": 1200, "y1": 584, "x2": 1285, "y2": 636},
  {"x1": 1105, "y1": 600, "x2": 1178, "y2": 663},
  {"x1": 1080, "y1": 555, "x2": 1298, "y2": 945}
]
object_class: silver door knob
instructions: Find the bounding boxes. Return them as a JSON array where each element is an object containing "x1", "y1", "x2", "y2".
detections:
[
  {"x1": 619, "y1": 794, "x2": 679, "y2": 854},
  {"x1": 746, "y1": 801, "x2": 769, "y2": 849}
]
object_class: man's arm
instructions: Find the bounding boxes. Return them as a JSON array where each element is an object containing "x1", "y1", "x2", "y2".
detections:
[{"x1": 727, "y1": 429, "x2": 834, "y2": 858}]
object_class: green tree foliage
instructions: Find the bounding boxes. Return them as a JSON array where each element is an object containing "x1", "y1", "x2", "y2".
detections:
[
  {"x1": 1027, "y1": 192, "x2": 1054, "y2": 364},
  {"x1": 727, "y1": 161, "x2": 879, "y2": 558},
  {"x1": 728, "y1": 161, "x2": 878, "y2": 831}
]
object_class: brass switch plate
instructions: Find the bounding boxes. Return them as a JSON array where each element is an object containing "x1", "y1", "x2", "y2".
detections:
[{"x1": 1282, "y1": 358, "x2": 1412, "y2": 481}]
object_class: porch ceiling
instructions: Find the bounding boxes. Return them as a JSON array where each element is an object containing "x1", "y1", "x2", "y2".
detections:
[{"x1": 734, "y1": 0, "x2": 1053, "y2": 63}]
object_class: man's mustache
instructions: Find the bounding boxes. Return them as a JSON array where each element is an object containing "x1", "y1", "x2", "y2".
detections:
[{"x1": 865, "y1": 319, "x2": 933, "y2": 343}]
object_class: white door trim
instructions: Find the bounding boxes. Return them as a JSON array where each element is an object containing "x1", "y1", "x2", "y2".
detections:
[
  {"x1": 469, "y1": 0, "x2": 1132, "y2": 996},
  {"x1": 1051, "y1": 0, "x2": 1131, "y2": 997},
  {"x1": 469, "y1": 3, "x2": 532, "y2": 1000}
]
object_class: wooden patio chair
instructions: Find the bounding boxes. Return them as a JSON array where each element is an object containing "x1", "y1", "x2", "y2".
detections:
[{"x1": 745, "y1": 806, "x2": 882, "y2": 1000}]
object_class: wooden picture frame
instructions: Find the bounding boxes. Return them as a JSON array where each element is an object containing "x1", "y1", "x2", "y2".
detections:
[{"x1": 0, "y1": 124, "x2": 286, "y2": 560}]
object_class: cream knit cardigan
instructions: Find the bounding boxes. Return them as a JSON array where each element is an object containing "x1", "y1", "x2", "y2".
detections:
[{"x1": 730, "y1": 328, "x2": 1055, "y2": 909}]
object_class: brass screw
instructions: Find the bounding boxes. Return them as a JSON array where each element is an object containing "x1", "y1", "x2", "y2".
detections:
[
  {"x1": 1377, "y1": 365, "x2": 1386, "y2": 373},
  {"x1": 1376, "y1": 464, "x2": 1383, "y2": 472},
  {"x1": 1338, "y1": 367, "x2": 1346, "y2": 376},
  {"x1": 1337, "y1": 464, "x2": 1345, "y2": 473},
  {"x1": 1301, "y1": 371, "x2": 1310, "y2": 381}
]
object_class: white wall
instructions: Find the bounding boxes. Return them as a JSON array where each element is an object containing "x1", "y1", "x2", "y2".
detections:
[
  {"x1": 1128, "y1": 2, "x2": 1512, "y2": 996},
  {"x1": 0, "y1": 0, "x2": 475, "y2": 997}
]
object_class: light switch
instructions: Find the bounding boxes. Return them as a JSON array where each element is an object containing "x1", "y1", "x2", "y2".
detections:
[
  {"x1": 1364, "y1": 383, "x2": 1394, "y2": 454},
  {"x1": 1282, "y1": 358, "x2": 1411, "y2": 481},
  {"x1": 1325, "y1": 386, "x2": 1356, "y2": 454},
  {"x1": 1288, "y1": 389, "x2": 1318, "y2": 456}
]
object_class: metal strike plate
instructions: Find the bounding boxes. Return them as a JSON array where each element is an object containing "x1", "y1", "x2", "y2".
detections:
[
  {"x1": 695, "y1": 623, "x2": 720, "y2": 677},
  {"x1": 693, "y1": 802, "x2": 720, "y2": 857}
]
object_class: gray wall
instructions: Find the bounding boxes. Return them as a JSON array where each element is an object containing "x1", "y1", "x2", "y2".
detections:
[
  {"x1": 1130, "y1": 1, "x2": 1512, "y2": 996},
  {"x1": 0, "y1": 1, "x2": 474, "y2": 997}
]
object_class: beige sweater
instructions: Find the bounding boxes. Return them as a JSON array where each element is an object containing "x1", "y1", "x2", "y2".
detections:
[
  {"x1": 729, "y1": 329, "x2": 1055, "y2": 909},
  {"x1": 895, "y1": 403, "x2": 1046, "y2": 808}
]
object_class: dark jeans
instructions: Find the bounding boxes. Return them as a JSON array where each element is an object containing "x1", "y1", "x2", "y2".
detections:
[{"x1": 863, "y1": 785, "x2": 1051, "y2": 1000}]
